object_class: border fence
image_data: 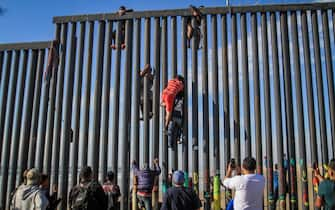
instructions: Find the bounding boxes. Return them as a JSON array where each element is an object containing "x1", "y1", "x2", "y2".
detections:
[{"x1": 1, "y1": 2, "x2": 335, "y2": 210}]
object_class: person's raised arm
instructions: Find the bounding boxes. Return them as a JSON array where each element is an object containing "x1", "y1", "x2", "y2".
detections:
[
  {"x1": 132, "y1": 160, "x2": 139, "y2": 175},
  {"x1": 153, "y1": 158, "x2": 161, "y2": 176}
]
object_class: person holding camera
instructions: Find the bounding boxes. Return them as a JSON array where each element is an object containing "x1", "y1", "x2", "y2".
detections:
[{"x1": 223, "y1": 157, "x2": 265, "y2": 210}]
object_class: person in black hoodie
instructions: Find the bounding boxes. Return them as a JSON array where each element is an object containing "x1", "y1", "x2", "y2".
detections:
[{"x1": 68, "y1": 166, "x2": 107, "y2": 210}]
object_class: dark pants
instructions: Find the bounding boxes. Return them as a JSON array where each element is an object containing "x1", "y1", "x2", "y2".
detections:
[
  {"x1": 137, "y1": 195, "x2": 152, "y2": 210},
  {"x1": 167, "y1": 120, "x2": 182, "y2": 148}
]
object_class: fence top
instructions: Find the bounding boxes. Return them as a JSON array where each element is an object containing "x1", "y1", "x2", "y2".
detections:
[
  {"x1": 0, "y1": 41, "x2": 52, "y2": 51},
  {"x1": 53, "y1": 2, "x2": 335, "y2": 24}
]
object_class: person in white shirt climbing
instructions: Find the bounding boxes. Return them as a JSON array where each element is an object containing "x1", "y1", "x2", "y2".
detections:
[{"x1": 223, "y1": 157, "x2": 265, "y2": 210}]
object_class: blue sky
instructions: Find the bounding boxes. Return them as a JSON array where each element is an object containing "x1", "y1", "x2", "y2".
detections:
[{"x1": 0, "y1": 0, "x2": 328, "y2": 43}]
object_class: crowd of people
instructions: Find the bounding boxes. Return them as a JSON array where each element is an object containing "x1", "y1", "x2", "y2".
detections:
[{"x1": 8, "y1": 158, "x2": 335, "y2": 210}]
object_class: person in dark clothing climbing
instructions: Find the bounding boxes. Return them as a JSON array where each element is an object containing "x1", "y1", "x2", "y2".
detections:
[
  {"x1": 102, "y1": 171, "x2": 121, "y2": 210},
  {"x1": 68, "y1": 166, "x2": 107, "y2": 210},
  {"x1": 161, "y1": 75, "x2": 185, "y2": 148},
  {"x1": 132, "y1": 158, "x2": 161, "y2": 210},
  {"x1": 161, "y1": 170, "x2": 202, "y2": 210},
  {"x1": 186, "y1": 5, "x2": 202, "y2": 49},
  {"x1": 40, "y1": 174, "x2": 61, "y2": 210},
  {"x1": 110, "y1": 6, "x2": 133, "y2": 50},
  {"x1": 139, "y1": 64, "x2": 154, "y2": 120}
]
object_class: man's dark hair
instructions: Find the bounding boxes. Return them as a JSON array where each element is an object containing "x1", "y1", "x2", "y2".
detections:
[
  {"x1": 106, "y1": 171, "x2": 115, "y2": 182},
  {"x1": 40, "y1": 174, "x2": 49, "y2": 183},
  {"x1": 274, "y1": 164, "x2": 278, "y2": 170},
  {"x1": 177, "y1": 75, "x2": 185, "y2": 84},
  {"x1": 79, "y1": 166, "x2": 92, "y2": 181},
  {"x1": 242, "y1": 157, "x2": 256, "y2": 172}
]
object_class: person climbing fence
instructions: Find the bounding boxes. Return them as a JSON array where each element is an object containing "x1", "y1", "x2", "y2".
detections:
[
  {"x1": 110, "y1": 6, "x2": 133, "y2": 50},
  {"x1": 186, "y1": 5, "x2": 203, "y2": 49},
  {"x1": 160, "y1": 75, "x2": 185, "y2": 148},
  {"x1": 139, "y1": 64, "x2": 154, "y2": 120}
]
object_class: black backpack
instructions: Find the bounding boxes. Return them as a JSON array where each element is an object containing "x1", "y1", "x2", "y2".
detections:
[{"x1": 69, "y1": 183, "x2": 91, "y2": 210}]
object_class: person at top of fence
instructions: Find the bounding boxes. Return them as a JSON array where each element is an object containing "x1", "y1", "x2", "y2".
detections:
[
  {"x1": 314, "y1": 159, "x2": 335, "y2": 210},
  {"x1": 186, "y1": 5, "x2": 203, "y2": 49},
  {"x1": 132, "y1": 158, "x2": 161, "y2": 210},
  {"x1": 68, "y1": 166, "x2": 107, "y2": 210},
  {"x1": 10, "y1": 168, "x2": 49, "y2": 210},
  {"x1": 161, "y1": 170, "x2": 202, "y2": 210},
  {"x1": 139, "y1": 64, "x2": 154, "y2": 120},
  {"x1": 39, "y1": 174, "x2": 61, "y2": 210},
  {"x1": 110, "y1": 6, "x2": 133, "y2": 50},
  {"x1": 44, "y1": 40, "x2": 59, "y2": 82},
  {"x1": 102, "y1": 171, "x2": 121, "y2": 210},
  {"x1": 223, "y1": 157, "x2": 265, "y2": 210}
]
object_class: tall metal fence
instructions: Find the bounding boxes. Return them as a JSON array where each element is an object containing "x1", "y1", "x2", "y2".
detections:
[{"x1": 1, "y1": 2, "x2": 335, "y2": 210}]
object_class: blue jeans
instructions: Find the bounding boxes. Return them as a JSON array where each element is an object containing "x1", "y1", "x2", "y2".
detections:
[{"x1": 137, "y1": 195, "x2": 152, "y2": 210}]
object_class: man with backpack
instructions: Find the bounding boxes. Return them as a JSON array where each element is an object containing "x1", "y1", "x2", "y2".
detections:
[
  {"x1": 69, "y1": 166, "x2": 107, "y2": 210},
  {"x1": 132, "y1": 158, "x2": 161, "y2": 210},
  {"x1": 10, "y1": 168, "x2": 49, "y2": 210},
  {"x1": 161, "y1": 170, "x2": 202, "y2": 210},
  {"x1": 102, "y1": 171, "x2": 121, "y2": 210}
]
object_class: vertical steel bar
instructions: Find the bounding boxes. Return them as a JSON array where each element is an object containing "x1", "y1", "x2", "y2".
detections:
[
  {"x1": 181, "y1": 17, "x2": 189, "y2": 185},
  {"x1": 232, "y1": 13, "x2": 240, "y2": 164},
  {"x1": 143, "y1": 17, "x2": 150, "y2": 166},
  {"x1": 221, "y1": 13, "x2": 231, "y2": 204},
  {"x1": 16, "y1": 49, "x2": 38, "y2": 185},
  {"x1": 120, "y1": 19, "x2": 133, "y2": 210},
  {"x1": 321, "y1": 10, "x2": 335, "y2": 155},
  {"x1": 261, "y1": 12, "x2": 274, "y2": 209},
  {"x1": 152, "y1": 17, "x2": 160, "y2": 210},
  {"x1": 6, "y1": 50, "x2": 28, "y2": 208},
  {"x1": 50, "y1": 23, "x2": 68, "y2": 189},
  {"x1": 35, "y1": 48, "x2": 52, "y2": 171},
  {"x1": 211, "y1": 17, "x2": 220, "y2": 194},
  {"x1": 270, "y1": 12, "x2": 286, "y2": 209},
  {"x1": 161, "y1": 17, "x2": 169, "y2": 195},
  {"x1": 301, "y1": 12, "x2": 318, "y2": 197},
  {"x1": 132, "y1": 18, "x2": 141, "y2": 210},
  {"x1": 91, "y1": 20, "x2": 105, "y2": 180},
  {"x1": 291, "y1": 11, "x2": 309, "y2": 209},
  {"x1": 170, "y1": 16, "x2": 178, "y2": 170},
  {"x1": 171, "y1": 16, "x2": 177, "y2": 78},
  {"x1": 252, "y1": 13, "x2": 262, "y2": 175},
  {"x1": 132, "y1": 18, "x2": 141, "y2": 164},
  {"x1": 99, "y1": 20, "x2": 112, "y2": 182},
  {"x1": 58, "y1": 22, "x2": 77, "y2": 210},
  {"x1": 311, "y1": 10, "x2": 328, "y2": 165},
  {"x1": 0, "y1": 50, "x2": 19, "y2": 209},
  {"x1": 80, "y1": 21, "x2": 94, "y2": 168},
  {"x1": 0, "y1": 51, "x2": 13, "y2": 157},
  {"x1": 201, "y1": 15, "x2": 210, "y2": 210},
  {"x1": 191, "y1": 17, "x2": 199, "y2": 195},
  {"x1": 241, "y1": 13, "x2": 251, "y2": 157},
  {"x1": 111, "y1": 20, "x2": 122, "y2": 176},
  {"x1": 0, "y1": 51, "x2": 3, "y2": 83},
  {"x1": 70, "y1": 21, "x2": 86, "y2": 187},
  {"x1": 43, "y1": 24, "x2": 62, "y2": 174},
  {"x1": 27, "y1": 49, "x2": 45, "y2": 168},
  {"x1": 280, "y1": 12, "x2": 298, "y2": 209}
]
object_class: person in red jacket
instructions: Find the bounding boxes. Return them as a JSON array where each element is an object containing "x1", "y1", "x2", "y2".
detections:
[{"x1": 161, "y1": 75, "x2": 184, "y2": 128}]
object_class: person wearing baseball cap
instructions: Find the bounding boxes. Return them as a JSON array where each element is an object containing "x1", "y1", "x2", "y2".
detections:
[
  {"x1": 161, "y1": 170, "x2": 202, "y2": 210},
  {"x1": 10, "y1": 168, "x2": 49, "y2": 210},
  {"x1": 314, "y1": 159, "x2": 335, "y2": 210}
]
